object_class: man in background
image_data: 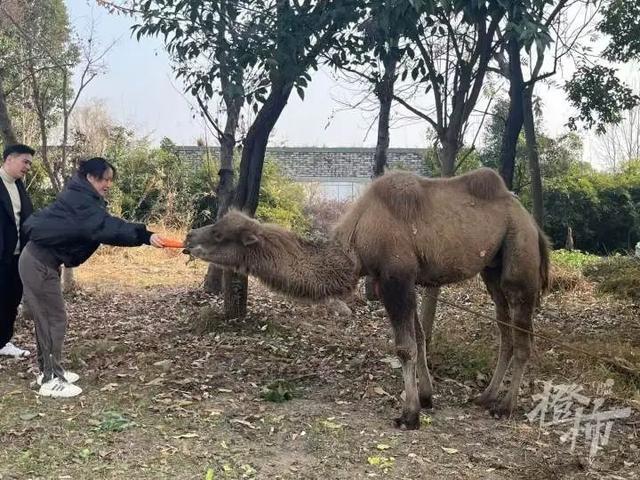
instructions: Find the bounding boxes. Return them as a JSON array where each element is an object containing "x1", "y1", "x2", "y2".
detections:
[{"x1": 0, "y1": 143, "x2": 34, "y2": 358}]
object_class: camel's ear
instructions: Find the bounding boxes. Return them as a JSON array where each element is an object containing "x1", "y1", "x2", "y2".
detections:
[{"x1": 241, "y1": 232, "x2": 260, "y2": 246}]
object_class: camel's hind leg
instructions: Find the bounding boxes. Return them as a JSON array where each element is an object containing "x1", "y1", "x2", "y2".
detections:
[
  {"x1": 419, "y1": 286, "x2": 440, "y2": 355},
  {"x1": 488, "y1": 223, "x2": 540, "y2": 418},
  {"x1": 380, "y1": 273, "x2": 421, "y2": 430},
  {"x1": 475, "y1": 268, "x2": 513, "y2": 409},
  {"x1": 414, "y1": 311, "x2": 433, "y2": 409},
  {"x1": 491, "y1": 284, "x2": 535, "y2": 417}
]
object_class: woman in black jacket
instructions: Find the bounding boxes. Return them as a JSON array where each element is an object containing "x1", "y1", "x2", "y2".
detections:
[{"x1": 20, "y1": 157, "x2": 164, "y2": 398}]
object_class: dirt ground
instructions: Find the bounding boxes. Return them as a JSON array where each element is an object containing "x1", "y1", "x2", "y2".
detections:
[{"x1": 1, "y1": 245, "x2": 639, "y2": 479}]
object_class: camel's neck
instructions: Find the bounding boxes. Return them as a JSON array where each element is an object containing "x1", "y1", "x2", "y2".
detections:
[{"x1": 248, "y1": 233, "x2": 358, "y2": 301}]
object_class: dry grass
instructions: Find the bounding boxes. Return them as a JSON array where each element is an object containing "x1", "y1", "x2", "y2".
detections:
[
  {"x1": 584, "y1": 256, "x2": 640, "y2": 302},
  {"x1": 548, "y1": 264, "x2": 589, "y2": 293}
]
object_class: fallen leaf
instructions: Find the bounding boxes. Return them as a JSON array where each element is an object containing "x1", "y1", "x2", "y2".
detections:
[
  {"x1": 441, "y1": 446, "x2": 459, "y2": 454},
  {"x1": 19, "y1": 412, "x2": 38, "y2": 421},
  {"x1": 320, "y1": 420, "x2": 342, "y2": 430},
  {"x1": 367, "y1": 455, "x2": 395, "y2": 469},
  {"x1": 153, "y1": 360, "x2": 173, "y2": 372},
  {"x1": 380, "y1": 356, "x2": 402, "y2": 369},
  {"x1": 373, "y1": 386, "x2": 389, "y2": 396},
  {"x1": 145, "y1": 377, "x2": 165, "y2": 386},
  {"x1": 172, "y1": 433, "x2": 199, "y2": 439},
  {"x1": 420, "y1": 415, "x2": 432, "y2": 427},
  {"x1": 230, "y1": 419, "x2": 256, "y2": 429},
  {"x1": 376, "y1": 443, "x2": 391, "y2": 450}
]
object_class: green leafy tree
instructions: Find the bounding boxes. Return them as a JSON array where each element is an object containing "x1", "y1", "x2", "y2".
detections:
[
  {"x1": 481, "y1": 97, "x2": 585, "y2": 200},
  {"x1": 329, "y1": 0, "x2": 421, "y2": 177},
  {"x1": 565, "y1": 65, "x2": 639, "y2": 135},
  {"x1": 565, "y1": 0, "x2": 640, "y2": 136},
  {"x1": 132, "y1": 0, "x2": 361, "y2": 318},
  {"x1": 393, "y1": 0, "x2": 505, "y2": 177},
  {"x1": 599, "y1": 0, "x2": 640, "y2": 63},
  {"x1": 1, "y1": 0, "x2": 107, "y2": 192}
]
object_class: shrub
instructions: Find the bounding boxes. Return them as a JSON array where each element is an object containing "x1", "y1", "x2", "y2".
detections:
[
  {"x1": 255, "y1": 159, "x2": 309, "y2": 233},
  {"x1": 303, "y1": 195, "x2": 350, "y2": 241},
  {"x1": 583, "y1": 256, "x2": 640, "y2": 301},
  {"x1": 547, "y1": 250, "x2": 599, "y2": 292},
  {"x1": 544, "y1": 169, "x2": 640, "y2": 253},
  {"x1": 551, "y1": 249, "x2": 601, "y2": 270},
  {"x1": 105, "y1": 139, "x2": 309, "y2": 232},
  {"x1": 109, "y1": 137, "x2": 211, "y2": 229}
]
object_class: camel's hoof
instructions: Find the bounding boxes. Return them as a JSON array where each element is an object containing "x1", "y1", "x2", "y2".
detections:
[
  {"x1": 393, "y1": 412, "x2": 420, "y2": 430},
  {"x1": 472, "y1": 394, "x2": 495, "y2": 409},
  {"x1": 420, "y1": 394, "x2": 433, "y2": 410},
  {"x1": 489, "y1": 402, "x2": 514, "y2": 419}
]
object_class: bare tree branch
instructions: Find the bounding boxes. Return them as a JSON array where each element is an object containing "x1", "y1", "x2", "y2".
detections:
[
  {"x1": 196, "y1": 95, "x2": 225, "y2": 139},
  {"x1": 392, "y1": 93, "x2": 440, "y2": 132}
]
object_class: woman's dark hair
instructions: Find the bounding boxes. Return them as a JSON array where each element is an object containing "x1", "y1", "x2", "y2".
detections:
[{"x1": 77, "y1": 157, "x2": 117, "y2": 180}]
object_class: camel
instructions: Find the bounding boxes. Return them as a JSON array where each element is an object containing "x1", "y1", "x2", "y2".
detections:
[{"x1": 185, "y1": 168, "x2": 550, "y2": 430}]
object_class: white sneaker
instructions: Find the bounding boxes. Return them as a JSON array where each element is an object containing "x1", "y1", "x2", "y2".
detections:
[
  {"x1": 38, "y1": 377, "x2": 83, "y2": 398},
  {"x1": 36, "y1": 371, "x2": 79, "y2": 386},
  {"x1": 0, "y1": 342, "x2": 31, "y2": 358}
]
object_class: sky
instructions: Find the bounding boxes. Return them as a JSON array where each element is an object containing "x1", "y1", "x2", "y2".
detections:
[{"x1": 65, "y1": 0, "x2": 621, "y2": 163}]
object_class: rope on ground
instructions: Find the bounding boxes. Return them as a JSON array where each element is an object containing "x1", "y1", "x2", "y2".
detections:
[{"x1": 425, "y1": 293, "x2": 640, "y2": 380}]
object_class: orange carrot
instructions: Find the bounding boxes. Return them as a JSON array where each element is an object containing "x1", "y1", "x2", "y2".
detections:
[{"x1": 159, "y1": 237, "x2": 185, "y2": 248}]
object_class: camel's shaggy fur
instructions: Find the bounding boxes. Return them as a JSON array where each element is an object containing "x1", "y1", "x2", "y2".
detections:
[
  {"x1": 186, "y1": 168, "x2": 550, "y2": 430},
  {"x1": 185, "y1": 211, "x2": 359, "y2": 301}
]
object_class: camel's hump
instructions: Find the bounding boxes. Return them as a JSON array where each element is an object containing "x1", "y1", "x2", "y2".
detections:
[
  {"x1": 367, "y1": 169, "x2": 510, "y2": 219},
  {"x1": 458, "y1": 168, "x2": 510, "y2": 200},
  {"x1": 369, "y1": 172, "x2": 425, "y2": 221}
]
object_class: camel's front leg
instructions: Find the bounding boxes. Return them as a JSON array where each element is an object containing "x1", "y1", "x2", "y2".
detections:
[{"x1": 380, "y1": 273, "x2": 420, "y2": 430}]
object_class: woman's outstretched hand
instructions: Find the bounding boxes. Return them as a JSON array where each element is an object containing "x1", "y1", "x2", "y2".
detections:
[{"x1": 150, "y1": 234, "x2": 165, "y2": 248}]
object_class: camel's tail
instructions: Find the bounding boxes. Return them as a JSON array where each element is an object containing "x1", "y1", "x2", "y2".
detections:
[{"x1": 537, "y1": 224, "x2": 551, "y2": 294}]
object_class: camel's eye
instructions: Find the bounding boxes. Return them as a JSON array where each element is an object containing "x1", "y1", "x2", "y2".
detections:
[{"x1": 212, "y1": 232, "x2": 224, "y2": 243}]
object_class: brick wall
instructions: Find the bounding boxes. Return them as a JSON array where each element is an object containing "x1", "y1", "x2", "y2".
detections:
[{"x1": 173, "y1": 146, "x2": 429, "y2": 180}]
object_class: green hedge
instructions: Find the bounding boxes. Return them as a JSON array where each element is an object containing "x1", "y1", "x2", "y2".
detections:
[{"x1": 544, "y1": 162, "x2": 640, "y2": 253}]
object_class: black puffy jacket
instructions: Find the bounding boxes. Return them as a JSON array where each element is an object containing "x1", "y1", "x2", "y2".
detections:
[{"x1": 24, "y1": 174, "x2": 152, "y2": 267}]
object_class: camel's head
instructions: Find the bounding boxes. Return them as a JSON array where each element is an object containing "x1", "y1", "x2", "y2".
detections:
[{"x1": 184, "y1": 210, "x2": 262, "y2": 270}]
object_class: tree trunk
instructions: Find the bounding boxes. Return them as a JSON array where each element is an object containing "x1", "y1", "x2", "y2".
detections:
[
  {"x1": 365, "y1": 50, "x2": 398, "y2": 301},
  {"x1": 0, "y1": 74, "x2": 18, "y2": 145},
  {"x1": 224, "y1": 80, "x2": 293, "y2": 319},
  {"x1": 420, "y1": 141, "x2": 456, "y2": 349},
  {"x1": 522, "y1": 87, "x2": 544, "y2": 226},
  {"x1": 61, "y1": 71, "x2": 70, "y2": 183},
  {"x1": 233, "y1": 81, "x2": 293, "y2": 214},
  {"x1": 62, "y1": 267, "x2": 76, "y2": 293},
  {"x1": 27, "y1": 56, "x2": 59, "y2": 191},
  {"x1": 372, "y1": 51, "x2": 398, "y2": 177},
  {"x1": 204, "y1": 89, "x2": 242, "y2": 295},
  {"x1": 203, "y1": 4, "x2": 244, "y2": 295},
  {"x1": 499, "y1": 35, "x2": 525, "y2": 190},
  {"x1": 223, "y1": 270, "x2": 248, "y2": 319},
  {"x1": 438, "y1": 138, "x2": 457, "y2": 177}
]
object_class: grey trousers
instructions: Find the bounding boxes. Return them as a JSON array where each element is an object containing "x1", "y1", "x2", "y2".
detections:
[{"x1": 18, "y1": 243, "x2": 66, "y2": 382}]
